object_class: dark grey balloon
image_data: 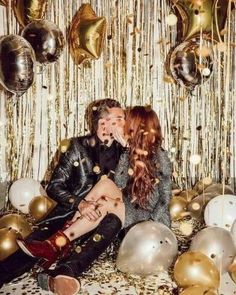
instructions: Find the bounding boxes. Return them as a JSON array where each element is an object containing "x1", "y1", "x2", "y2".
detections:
[
  {"x1": 0, "y1": 34, "x2": 35, "y2": 95},
  {"x1": 22, "y1": 20, "x2": 65, "y2": 64},
  {"x1": 166, "y1": 39, "x2": 213, "y2": 90}
]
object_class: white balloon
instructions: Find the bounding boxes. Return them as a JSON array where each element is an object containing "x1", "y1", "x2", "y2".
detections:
[
  {"x1": 116, "y1": 221, "x2": 178, "y2": 275},
  {"x1": 9, "y1": 178, "x2": 46, "y2": 214},
  {"x1": 204, "y1": 194, "x2": 236, "y2": 230},
  {"x1": 231, "y1": 219, "x2": 236, "y2": 246}
]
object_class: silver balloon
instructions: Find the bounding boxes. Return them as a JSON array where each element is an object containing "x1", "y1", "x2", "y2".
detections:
[
  {"x1": 190, "y1": 227, "x2": 236, "y2": 273},
  {"x1": 0, "y1": 35, "x2": 35, "y2": 94},
  {"x1": 22, "y1": 20, "x2": 65, "y2": 64},
  {"x1": 116, "y1": 221, "x2": 178, "y2": 275}
]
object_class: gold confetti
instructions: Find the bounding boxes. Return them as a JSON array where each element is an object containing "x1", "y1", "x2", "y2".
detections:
[
  {"x1": 93, "y1": 234, "x2": 102, "y2": 242},
  {"x1": 75, "y1": 245, "x2": 82, "y2": 253},
  {"x1": 128, "y1": 168, "x2": 134, "y2": 176},
  {"x1": 93, "y1": 165, "x2": 101, "y2": 174},
  {"x1": 55, "y1": 236, "x2": 67, "y2": 247}
]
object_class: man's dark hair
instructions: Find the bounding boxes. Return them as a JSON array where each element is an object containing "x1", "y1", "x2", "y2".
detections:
[{"x1": 85, "y1": 98, "x2": 121, "y2": 134}]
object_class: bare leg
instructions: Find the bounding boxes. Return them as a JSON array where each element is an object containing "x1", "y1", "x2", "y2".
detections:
[{"x1": 63, "y1": 179, "x2": 125, "y2": 241}]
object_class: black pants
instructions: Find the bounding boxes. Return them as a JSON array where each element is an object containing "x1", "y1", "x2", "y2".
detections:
[{"x1": 0, "y1": 205, "x2": 74, "y2": 286}]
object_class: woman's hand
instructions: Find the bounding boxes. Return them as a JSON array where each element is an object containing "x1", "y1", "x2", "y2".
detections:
[
  {"x1": 78, "y1": 200, "x2": 102, "y2": 222},
  {"x1": 111, "y1": 127, "x2": 128, "y2": 147}
]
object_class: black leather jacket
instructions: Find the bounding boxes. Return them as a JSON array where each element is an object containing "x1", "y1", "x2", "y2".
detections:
[{"x1": 46, "y1": 135, "x2": 123, "y2": 213}]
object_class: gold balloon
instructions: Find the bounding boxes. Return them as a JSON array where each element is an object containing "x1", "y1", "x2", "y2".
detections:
[
  {"x1": 0, "y1": 228, "x2": 21, "y2": 261},
  {"x1": 229, "y1": 262, "x2": 236, "y2": 283},
  {"x1": 69, "y1": 3, "x2": 107, "y2": 65},
  {"x1": 29, "y1": 195, "x2": 57, "y2": 221},
  {"x1": 0, "y1": 213, "x2": 32, "y2": 238},
  {"x1": 180, "y1": 285, "x2": 218, "y2": 295},
  {"x1": 174, "y1": 251, "x2": 220, "y2": 289},
  {"x1": 169, "y1": 196, "x2": 189, "y2": 221},
  {"x1": 13, "y1": 0, "x2": 47, "y2": 27},
  {"x1": 188, "y1": 192, "x2": 217, "y2": 219},
  {"x1": 179, "y1": 189, "x2": 198, "y2": 202},
  {"x1": 204, "y1": 183, "x2": 234, "y2": 195},
  {"x1": 171, "y1": 0, "x2": 231, "y2": 41},
  {"x1": 193, "y1": 177, "x2": 213, "y2": 194}
]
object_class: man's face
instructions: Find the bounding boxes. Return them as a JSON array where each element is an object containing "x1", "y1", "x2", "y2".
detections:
[{"x1": 97, "y1": 107, "x2": 125, "y2": 144}]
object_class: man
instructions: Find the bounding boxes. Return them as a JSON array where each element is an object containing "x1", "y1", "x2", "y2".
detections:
[{"x1": 0, "y1": 98, "x2": 125, "y2": 287}]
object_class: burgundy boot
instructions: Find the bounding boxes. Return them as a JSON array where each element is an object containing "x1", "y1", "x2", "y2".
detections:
[{"x1": 16, "y1": 230, "x2": 71, "y2": 269}]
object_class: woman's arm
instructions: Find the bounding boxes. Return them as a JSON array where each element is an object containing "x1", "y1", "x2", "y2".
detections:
[{"x1": 150, "y1": 149, "x2": 172, "y2": 227}]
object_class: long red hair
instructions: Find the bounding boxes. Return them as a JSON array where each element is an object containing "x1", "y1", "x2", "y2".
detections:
[{"x1": 125, "y1": 106, "x2": 162, "y2": 208}]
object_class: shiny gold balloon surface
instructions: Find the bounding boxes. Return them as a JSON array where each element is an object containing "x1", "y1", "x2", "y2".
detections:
[
  {"x1": 193, "y1": 177, "x2": 212, "y2": 194},
  {"x1": 69, "y1": 3, "x2": 107, "y2": 65},
  {"x1": 229, "y1": 262, "x2": 236, "y2": 283},
  {"x1": 188, "y1": 192, "x2": 217, "y2": 219},
  {"x1": 169, "y1": 196, "x2": 188, "y2": 220},
  {"x1": 13, "y1": 0, "x2": 47, "y2": 27},
  {"x1": 171, "y1": 0, "x2": 230, "y2": 41},
  {"x1": 29, "y1": 195, "x2": 57, "y2": 221},
  {"x1": 179, "y1": 189, "x2": 198, "y2": 202},
  {"x1": 0, "y1": 213, "x2": 32, "y2": 238},
  {"x1": 204, "y1": 183, "x2": 234, "y2": 195},
  {"x1": 180, "y1": 285, "x2": 218, "y2": 295},
  {"x1": 0, "y1": 228, "x2": 21, "y2": 261},
  {"x1": 174, "y1": 251, "x2": 220, "y2": 288}
]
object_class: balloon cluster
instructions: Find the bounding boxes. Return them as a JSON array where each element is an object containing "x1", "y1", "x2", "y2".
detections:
[
  {"x1": 0, "y1": 2, "x2": 106, "y2": 95},
  {"x1": 166, "y1": 0, "x2": 232, "y2": 89},
  {"x1": 0, "y1": 177, "x2": 56, "y2": 261},
  {"x1": 116, "y1": 180, "x2": 236, "y2": 293}
]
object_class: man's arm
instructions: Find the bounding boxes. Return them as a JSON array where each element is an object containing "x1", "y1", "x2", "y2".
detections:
[{"x1": 46, "y1": 138, "x2": 81, "y2": 211}]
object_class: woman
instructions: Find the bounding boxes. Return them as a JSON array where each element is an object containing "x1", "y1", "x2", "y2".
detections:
[{"x1": 17, "y1": 106, "x2": 172, "y2": 295}]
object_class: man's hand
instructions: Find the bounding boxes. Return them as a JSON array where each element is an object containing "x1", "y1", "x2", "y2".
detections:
[{"x1": 78, "y1": 200, "x2": 102, "y2": 222}]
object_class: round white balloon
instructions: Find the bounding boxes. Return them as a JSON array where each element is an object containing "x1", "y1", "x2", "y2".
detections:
[
  {"x1": 116, "y1": 221, "x2": 178, "y2": 275},
  {"x1": 9, "y1": 178, "x2": 46, "y2": 214},
  {"x1": 231, "y1": 219, "x2": 236, "y2": 246},
  {"x1": 204, "y1": 194, "x2": 236, "y2": 230}
]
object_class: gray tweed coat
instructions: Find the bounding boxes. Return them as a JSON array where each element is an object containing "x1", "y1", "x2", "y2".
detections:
[{"x1": 114, "y1": 147, "x2": 172, "y2": 228}]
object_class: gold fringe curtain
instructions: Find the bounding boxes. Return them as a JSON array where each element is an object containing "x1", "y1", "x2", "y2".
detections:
[{"x1": 0, "y1": 0, "x2": 235, "y2": 189}]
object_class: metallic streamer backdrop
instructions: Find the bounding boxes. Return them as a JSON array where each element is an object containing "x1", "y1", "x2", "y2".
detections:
[{"x1": 0, "y1": 0, "x2": 235, "y2": 191}]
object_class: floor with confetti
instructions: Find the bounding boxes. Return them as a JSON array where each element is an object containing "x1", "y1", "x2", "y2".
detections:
[{"x1": 1, "y1": 217, "x2": 236, "y2": 294}]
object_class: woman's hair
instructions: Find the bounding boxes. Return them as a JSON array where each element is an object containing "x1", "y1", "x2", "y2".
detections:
[{"x1": 125, "y1": 106, "x2": 162, "y2": 208}]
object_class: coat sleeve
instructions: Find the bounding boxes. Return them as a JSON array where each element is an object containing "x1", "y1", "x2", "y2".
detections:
[
  {"x1": 114, "y1": 149, "x2": 130, "y2": 190},
  {"x1": 150, "y1": 150, "x2": 172, "y2": 227},
  {"x1": 46, "y1": 138, "x2": 82, "y2": 211}
]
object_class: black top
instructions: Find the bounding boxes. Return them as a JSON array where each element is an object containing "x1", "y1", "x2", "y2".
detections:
[{"x1": 89, "y1": 135, "x2": 120, "y2": 181}]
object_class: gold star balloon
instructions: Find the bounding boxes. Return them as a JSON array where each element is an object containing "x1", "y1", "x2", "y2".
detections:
[
  {"x1": 69, "y1": 3, "x2": 107, "y2": 65},
  {"x1": 13, "y1": 0, "x2": 47, "y2": 27},
  {"x1": 171, "y1": 0, "x2": 231, "y2": 42}
]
